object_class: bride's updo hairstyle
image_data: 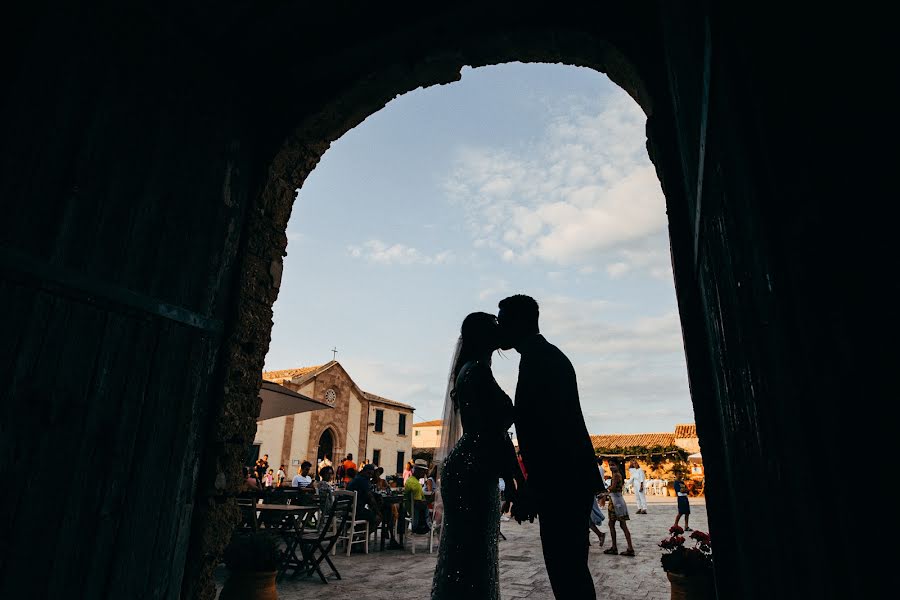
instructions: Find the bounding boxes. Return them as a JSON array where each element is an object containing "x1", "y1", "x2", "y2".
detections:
[{"x1": 452, "y1": 312, "x2": 499, "y2": 383}]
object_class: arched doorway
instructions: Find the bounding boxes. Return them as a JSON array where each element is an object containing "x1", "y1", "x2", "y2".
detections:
[
  {"x1": 2, "y1": 5, "x2": 876, "y2": 600},
  {"x1": 315, "y1": 428, "x2": 334, "y2": 476}
]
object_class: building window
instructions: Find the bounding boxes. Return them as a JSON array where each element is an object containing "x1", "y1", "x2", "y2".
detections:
[
  {"x1": 436, "y1": 429, "x2": 441, "y2": 436},
  {"x1": 373, "y1": 449, "x2": 381, "y2": 467},
  {"x1": 398, "y1": 413, "x2": 407, "y2": 436},
  {"x1": 374, "y1": 409, "x2": 384, "y2": 432},
  {"x1": 415, "y1": 430, "x2": 420, "y2": 436},
  {"x1": 396, "y1": 451, "x2": 405, "y2": 476}
]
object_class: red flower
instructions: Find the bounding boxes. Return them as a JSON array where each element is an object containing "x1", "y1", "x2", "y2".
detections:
[
  {"x1": 660, "y1": 526, "x2": 713, "y2": 576},
  {"x1": 690, "y1": 530, "x2": 711, "y2": 545}
]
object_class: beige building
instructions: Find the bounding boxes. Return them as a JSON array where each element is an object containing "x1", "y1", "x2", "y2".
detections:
[
  {"x1": 590, "y1": 423, "x2": 703, "y2": 481},
  {"x1": 412, "y1": 419, "x2": 444, "y2": 450},
  {"x1": 258, "y1": 361, "x2": 415, "y2": 477}
]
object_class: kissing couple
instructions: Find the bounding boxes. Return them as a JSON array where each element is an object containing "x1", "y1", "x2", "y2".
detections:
[{"x1": 431, "y1": 295, "x2": 603, "y2": 599}]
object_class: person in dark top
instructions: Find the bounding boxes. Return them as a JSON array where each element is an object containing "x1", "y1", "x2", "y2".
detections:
[
  {"x1": 499, "y1": 294, "x2": 602, "y2": 599},
  {"x1": 347, "y1": 463, "x2": 380, "y2": 530},
  {"x1": 673, "y1": 476, "x2": 692, "y2": 531},
  {"x1": 254, "y1": 454, "x2": 269, "y2": 481}
]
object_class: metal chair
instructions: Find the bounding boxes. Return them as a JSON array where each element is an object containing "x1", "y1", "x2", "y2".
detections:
[
  {"x1": 235, "y1": 498, "x2": 259, "y2": 532},
  {"x1": 403, "y1": 490, "x2": 436, "y2": 554},
  {"x1": 293, "y1": 494, "x2": 353, "y2": 583}
]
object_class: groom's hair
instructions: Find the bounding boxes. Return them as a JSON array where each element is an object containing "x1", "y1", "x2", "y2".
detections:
[{"x1": 498, "y1": 294, "x2": 540, "y2": 334}]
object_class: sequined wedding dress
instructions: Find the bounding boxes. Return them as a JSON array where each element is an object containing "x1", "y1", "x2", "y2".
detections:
[{"x1": 431, "y1": 360, "x2": 514, "y2": 600}]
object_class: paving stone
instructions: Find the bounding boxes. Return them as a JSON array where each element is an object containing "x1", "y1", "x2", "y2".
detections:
[{"x1": 214, "y1": 496, "x2": 707, "y2": 599}]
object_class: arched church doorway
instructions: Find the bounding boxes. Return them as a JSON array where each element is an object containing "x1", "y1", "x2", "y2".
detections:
[{"x1": 316, "y1": 428, "x2": 334, "y2": 476}]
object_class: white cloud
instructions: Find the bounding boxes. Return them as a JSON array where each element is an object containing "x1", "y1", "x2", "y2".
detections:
[
  {"x1": 444, "y1": 88, "x2": 670, "y2": 278},
  {"x1": 477, "y1": 278, "x2": 511, "y2": 301},
  {"x1": 347, "y1": 239, "x2": 453, "y2": 265}
]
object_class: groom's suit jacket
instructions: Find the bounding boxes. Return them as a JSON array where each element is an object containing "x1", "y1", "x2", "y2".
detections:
[{"x1": 514, "y1": 334, "x2": 603, "y2": 497}]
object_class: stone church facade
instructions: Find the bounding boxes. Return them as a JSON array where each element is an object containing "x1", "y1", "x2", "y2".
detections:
[{"x1": 258, "y1": 361, "x2": 414, "y2": 477}]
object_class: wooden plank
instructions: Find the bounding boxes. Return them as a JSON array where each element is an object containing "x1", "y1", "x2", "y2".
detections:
[{"x1": 0, "y1": 292, "x2": 108, "y2": 597}]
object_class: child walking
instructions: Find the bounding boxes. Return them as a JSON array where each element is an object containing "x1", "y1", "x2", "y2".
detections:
[{"x1": 673, "y1": 475, "x2": 692, "y2": 531}]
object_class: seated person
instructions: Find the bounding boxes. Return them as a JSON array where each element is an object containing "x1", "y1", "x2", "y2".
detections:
[
  {"x1": 373, "y1": 467, "x2": 402, "y2": 548},
  {"x1": 315, "y1": 465, "x2": 335, "y2": 493},
  {"x1": 241, "y1": 466, "x2": 261, "y2": 493},
  {"x1": 404, "y1": 460, "x2": 430, "y2": 533},
  {"x1": 347, "y1": 463, "x2": 381, "y2": 531},
  {"x1": 292, "y1": 461, "x2": 313, "y2": 488},
  {"x1": 314, "y1": 465, "x2": 335, "y2": 516}
]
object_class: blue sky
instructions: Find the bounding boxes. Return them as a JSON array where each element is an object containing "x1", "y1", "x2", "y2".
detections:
[{"x1": 265, "y1": 63, "x2": 693, "y2": 434}]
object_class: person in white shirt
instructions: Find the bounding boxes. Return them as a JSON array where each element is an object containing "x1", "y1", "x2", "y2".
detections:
[
  {"x1": 628, "y1": 460, "x2": 648, "y2": 514},
  {"x1": 292, "y1": 461, "x2": 313, "y2": 488}
]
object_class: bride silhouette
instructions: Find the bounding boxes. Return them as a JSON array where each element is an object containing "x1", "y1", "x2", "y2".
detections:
[{"x1": 431, "y1": 312, "x2": 524, "y2": 599}]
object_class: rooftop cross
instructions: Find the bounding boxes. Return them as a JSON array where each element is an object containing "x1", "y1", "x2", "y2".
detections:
[{"x1": 331, "y1": 346, "x2": 338, "y2": 360}]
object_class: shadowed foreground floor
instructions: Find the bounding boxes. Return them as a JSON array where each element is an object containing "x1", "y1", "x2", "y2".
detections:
[{"x1": 215, "y1": 496, "x2": 707, "y2": 599}]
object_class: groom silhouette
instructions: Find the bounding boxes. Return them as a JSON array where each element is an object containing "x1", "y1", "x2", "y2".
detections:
[{"x1": 499, "y1": 294, "x2": 602, "y2": 599}]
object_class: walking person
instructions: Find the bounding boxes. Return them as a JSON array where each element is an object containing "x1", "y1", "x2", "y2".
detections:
[
  {"x1": 673, "y1": 475, "x2": 692, "y2": 531},
  {"x1": 628, "y1": 459, "x2": 648, "y2": 514},
  {"x1": 602, "y1": 463, "x2": 635, "y2": 557}
]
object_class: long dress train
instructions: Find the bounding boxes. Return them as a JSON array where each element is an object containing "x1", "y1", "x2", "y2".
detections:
[{"x1": 432, "y1": 360, "x2": 514, "y2": 599}]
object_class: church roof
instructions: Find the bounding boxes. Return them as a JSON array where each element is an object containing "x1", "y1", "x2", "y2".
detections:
[
  {"x1": 413, "y1": 419, "x2": 443, "y2": 427},
  {"x1": 674, "y1": 423, "x2": 697, "y2": 438},
  {"x1": 590, "y1": 433, "x2": 675, "y2": 450},
  {"x1": 363, "y1": 391, "x2": 415, "y2": 411},
  {"x1": 263, "y1": 362, "x2": 416, "y2": 412},
  {"x1": 262, "y1": 362, "x2": 335, "y2": 383}
]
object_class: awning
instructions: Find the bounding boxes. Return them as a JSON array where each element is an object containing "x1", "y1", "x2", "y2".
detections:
[
  {"x1": 257, "y1": 380, "x2": 333, "y2": 421},
  {"x1": 688, "y1": 452, "x2": 703, "y2": 464}
]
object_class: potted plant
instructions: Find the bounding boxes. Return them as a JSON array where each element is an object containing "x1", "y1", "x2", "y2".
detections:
[
  {"x1": 219, "y1": 531, "x2": 281, "y2": 600},
  {"x1": 659, "y1": 526, "x2": 715, "y2": 600}
]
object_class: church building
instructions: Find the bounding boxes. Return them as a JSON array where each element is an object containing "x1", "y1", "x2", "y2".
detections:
[{"x1": 258, "y1": 361, "x2": 415, "y2": 477}]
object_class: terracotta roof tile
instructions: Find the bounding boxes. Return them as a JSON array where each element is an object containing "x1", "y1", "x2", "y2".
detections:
[
  {"x1": 363, "y1": 391, "x2": 415, "y2": 411},
  {"x1": 674, "y1": 423, "x2": 697, "y2": 438},
  {"x1": 590, "y1": 433, "x2": 675, "y2": 451},
  {"x1": 413, "y1": 419, "x2": 443, "y2": 427},
  {"x1": 262, "y1": 363, "x2": 330, "y2": 382}
]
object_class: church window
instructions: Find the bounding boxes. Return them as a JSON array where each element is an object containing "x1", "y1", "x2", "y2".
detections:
[{"x1": 374, "y1": 409, "x2": 384, "y2": 432}]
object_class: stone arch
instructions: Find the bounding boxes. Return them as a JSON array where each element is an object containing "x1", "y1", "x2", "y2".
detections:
[
  {"x1": 2, "y1": 4, "x2": 873, "y2": 600},
  {"x1": 192, "y1": 12, "x2": 698, "y2": 598},
  {"x1": 313, "y1": 424, "x2": 339, "y2": 467}
]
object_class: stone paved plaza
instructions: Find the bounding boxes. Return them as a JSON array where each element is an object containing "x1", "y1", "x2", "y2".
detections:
[{"x1": 214, "y1": 495, "x2": 707, "y2": 599}]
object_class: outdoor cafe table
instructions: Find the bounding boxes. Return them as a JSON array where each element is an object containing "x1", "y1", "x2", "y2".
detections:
[{"x1": 255, "y1": 504, "x2": 319, "y2": 577}]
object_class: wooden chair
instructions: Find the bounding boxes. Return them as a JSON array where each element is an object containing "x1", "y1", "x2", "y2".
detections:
[{"x1": 333, "y1": 489, "x2": 369, "y2": 555}]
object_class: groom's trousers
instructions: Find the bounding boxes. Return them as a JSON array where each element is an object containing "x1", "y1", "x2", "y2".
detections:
[{"x1": 537, "y1": 492, "x2": 596, "y2": 599}]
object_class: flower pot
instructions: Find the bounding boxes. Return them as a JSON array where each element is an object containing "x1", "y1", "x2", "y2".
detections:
[
  {"x1": 666, "y1": 571, "x2": 714, "y2": 600},
  {"x1": 219, "y1": 569, "x2": 278, "y2": 600}
]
